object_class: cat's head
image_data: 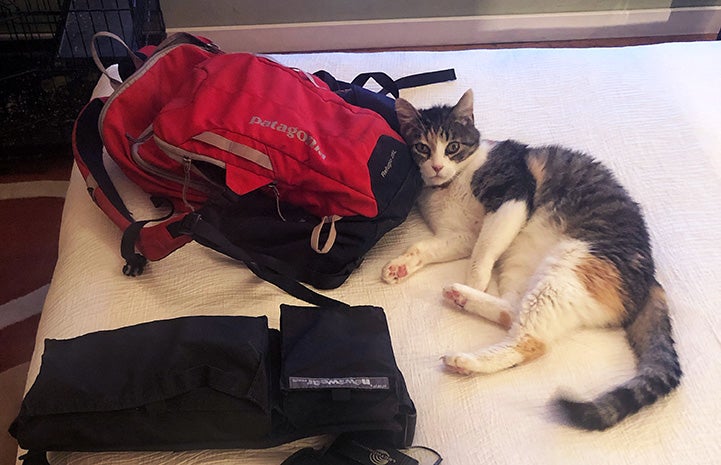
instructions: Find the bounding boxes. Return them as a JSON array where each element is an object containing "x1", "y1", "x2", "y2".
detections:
[{"x1": 395, "y1": 89, "x2": 480, "y2": 186}]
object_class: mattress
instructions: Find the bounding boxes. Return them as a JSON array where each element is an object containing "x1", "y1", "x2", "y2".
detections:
[{"x1": 21, "y1": 40, "x2": 721, "y2": 464}]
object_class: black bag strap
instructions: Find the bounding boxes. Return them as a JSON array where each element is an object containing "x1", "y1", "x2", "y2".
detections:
[
  {"x1": 352, "y1": 68, "x2": 457, "y2": 98},
  {"x1": 180, "y1": 212, "x2": 348, "y2": 308},
  {"x1": 280, "y1": 435, "x2": 444, "y2": 465},
  {"x1": 395, "y1": 68, "x2": 457, "y2": 93},
  {"x1": 317, "y1": 68, "x2": 456, "y2": 98},
  {"x1": 314, "y1": 68, "x2": 455, "y2": 133},
  {"x1": 17, "y1": 451, "x2": 49, "y2": 465},
  {"x1": 74, "y1": 98, "x2": 188, "y2": 277},
  {"x1": 119, "y1": 196, "x2": 175, "y2": 276},
  {"x1": 75, "y1": 99, "x2": 133, "y2": 220},
  {"x1": 351, "y1": 72, "x2": 402, "y2": 97}
]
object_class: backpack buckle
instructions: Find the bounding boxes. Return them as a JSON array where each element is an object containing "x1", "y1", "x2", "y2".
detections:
[{"x1": 178, "y1": 212, "x2": 202, "y2": 235}]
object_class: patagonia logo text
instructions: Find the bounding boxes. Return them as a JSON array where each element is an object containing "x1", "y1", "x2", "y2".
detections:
[{"x1": 249, "y1": 116, "x2": 326, "y2": 160}]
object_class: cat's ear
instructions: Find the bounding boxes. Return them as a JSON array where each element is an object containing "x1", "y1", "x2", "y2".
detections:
[
  {"x1": 451, "y1": 89, "x2": 474, "y2": 126},
  {"x1": 395, "y1": 98, "x2": 422, "y2": 130}
]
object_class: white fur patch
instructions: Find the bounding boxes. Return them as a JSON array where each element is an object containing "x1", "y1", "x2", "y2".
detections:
[
  {"x1": 446, "y1": 202, "x2": 622, "y2": 339},
  {"x1": 418, "y1": 146, "x2": 488, "y2": 236},
  {"x1": 505, "y1": 235, "x2": 619, "y2": 342},
  {"x1": 469, "y1": 199, "x2": 528, "y2": 291},
  {"x1": 382, "y1": 145, "x2": 489, "y2": 282}
]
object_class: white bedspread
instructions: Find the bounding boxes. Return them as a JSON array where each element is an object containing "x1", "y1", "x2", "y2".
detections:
[{"x1": 22, "y1": 41, "x2": 721, "y2": 464}]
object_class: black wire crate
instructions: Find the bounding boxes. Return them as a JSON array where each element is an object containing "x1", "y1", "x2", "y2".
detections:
[{"x1": 0, "y1": 0, "x2": 165, "y2": 163}]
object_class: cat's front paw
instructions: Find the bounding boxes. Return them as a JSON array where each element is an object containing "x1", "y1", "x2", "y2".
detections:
[
  {"x1": 382, "y1": 263, "x2": 409, "y2": 283},
  {"x1": 381, "y1": 251, "x2": 423, "y2": 284}
]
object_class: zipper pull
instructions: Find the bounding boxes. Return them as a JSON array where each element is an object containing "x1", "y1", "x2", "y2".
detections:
[
  {"x1": 269, "y1": 183, "x2": 287, "y2": 222},
  {"x1": 181, "y1": 157, "x2": 195, "y2": 212}
]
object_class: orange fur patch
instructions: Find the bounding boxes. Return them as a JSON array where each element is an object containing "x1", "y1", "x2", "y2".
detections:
[
  {"x1": 516, "y1": 335, "x2": 546, "y2": 362},
  {"x1": 575, "y1": 255, "x2": 627, "y2": 322},
  {"x1": 498, "y1": 311, "x2": 513, "y2": 330},
  {"x1": 526, "y1": 151, "x2": 548, "y2": 186},
  {"x1": 648, "y1": 282, "x2": 666, "y2": 307}
]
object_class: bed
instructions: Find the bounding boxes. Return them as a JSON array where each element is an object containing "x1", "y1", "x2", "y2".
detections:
[{"x1": 19, "y1": 40, "x2": 721, "y2": 464}]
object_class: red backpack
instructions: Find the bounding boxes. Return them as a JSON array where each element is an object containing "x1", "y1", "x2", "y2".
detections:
[
  {"x1": 76, "y1": 32, "x2": 454, "y2": 298},
  {"x1": 99, "y1": 33, "x2": 399, "y2": 218}
]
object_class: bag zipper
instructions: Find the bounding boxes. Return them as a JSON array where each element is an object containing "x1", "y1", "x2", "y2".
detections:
[
  {"x1": 268, "y1": 182, "x2": 287, "y2": 221},
  {"x1": 181, "y1": 156, "x2": 195, "y2": 211}
]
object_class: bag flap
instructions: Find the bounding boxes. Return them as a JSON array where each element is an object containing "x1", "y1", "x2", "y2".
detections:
[
  {"x1": 279, "y1": 305, "x2": 400, "y2": 390},
  {"x1": 153, "y1": 53, "x2": 406, "y2": 219},
  {"x1": 20, "y1": 316, "x2": 271, "y2": 416},
  {"x1": 99, "y1": 43, "x2": 218, "y2": 202}
]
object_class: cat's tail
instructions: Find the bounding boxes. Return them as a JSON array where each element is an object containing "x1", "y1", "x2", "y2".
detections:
[{"x1": 556, "y1": 281, "x2": 682, "y2": 431}]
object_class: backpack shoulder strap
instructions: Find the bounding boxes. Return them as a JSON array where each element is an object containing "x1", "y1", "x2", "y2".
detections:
[
  {"x1": 73, "y1": 98, "x2": 193, "y2": 276},
  {"x1": 313, "y1": 68, "x2": 456, "y2": 132},
  {"x1": 315, "y1": 68, "x2": 456, "y2": 97},
  {"x1": 350, "y1": 68, "x2": 457, "y2": 98},
  {"x1": 393, "y1": 68, "x2": 457, "y2": 94},
  {"x1": 180, "y1": 212, "x2": 349, "y2": 308}
]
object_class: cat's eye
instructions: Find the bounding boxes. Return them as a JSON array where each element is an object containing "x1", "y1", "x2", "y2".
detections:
[
  {"x1": 414, "y1": 143, "x2": 430, "y2": 155},
  {"x1": 446, "y1": 142, "x2": 461, "y2": 156}
]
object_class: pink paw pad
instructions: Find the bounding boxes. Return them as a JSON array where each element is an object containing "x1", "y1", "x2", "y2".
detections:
[
  {"x1": 443, "y1": 288, "x2": 467, "y2": 308},
  {"x1": 384, "y1": 264, "x2": 408, "y2": 282},
  {"x1": 388, "y1": 264, "x2": 408, "y2": 278}
]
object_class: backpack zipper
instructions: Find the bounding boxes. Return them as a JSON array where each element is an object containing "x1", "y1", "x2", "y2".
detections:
[
  {"x1": 181, "y1": 156, "x2": 195, "y2": 211},
  {"x1": 268, "y1": 182, "x2": 287, "y2": 221}
]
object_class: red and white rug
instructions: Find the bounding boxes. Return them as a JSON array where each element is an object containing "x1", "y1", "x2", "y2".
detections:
[{"x1": 0, "y1": 157, "x2": 72, "y2": 464}]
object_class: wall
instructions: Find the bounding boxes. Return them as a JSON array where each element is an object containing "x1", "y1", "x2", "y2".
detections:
[
  {"x1": 161, "y1": 0, "x2": 721, "y2": 28},
  {"x1": 158, "y1": 0, "x2": 721, "y2": 52}
]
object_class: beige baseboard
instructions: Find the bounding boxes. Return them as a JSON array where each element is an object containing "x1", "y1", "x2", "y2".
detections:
[{"x1": 168, "y1": 7, "x2": 721, "y2": 53}]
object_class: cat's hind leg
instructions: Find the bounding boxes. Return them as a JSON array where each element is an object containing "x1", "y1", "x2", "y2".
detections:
[
  {"x1": 441, "y1": 282, "x2": 529, "y2": 374},
  {"x1": 443, "y1": 334, "x2": 545, "y2": 375},
  {"x1": 442, "y1": 270, "x2": 560, "y2": 375},
  {"x1": 443, "y1": 239, "x2": 625, "y2": 375}
]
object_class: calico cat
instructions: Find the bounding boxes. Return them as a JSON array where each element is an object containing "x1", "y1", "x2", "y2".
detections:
[{"x1": 383, "y1": 89, "x2": 682, "y2": 431}]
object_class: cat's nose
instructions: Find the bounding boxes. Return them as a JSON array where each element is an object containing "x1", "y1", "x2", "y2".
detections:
[{"x1": 432, "y1": 165, "x2": 443, "y2": 173}]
